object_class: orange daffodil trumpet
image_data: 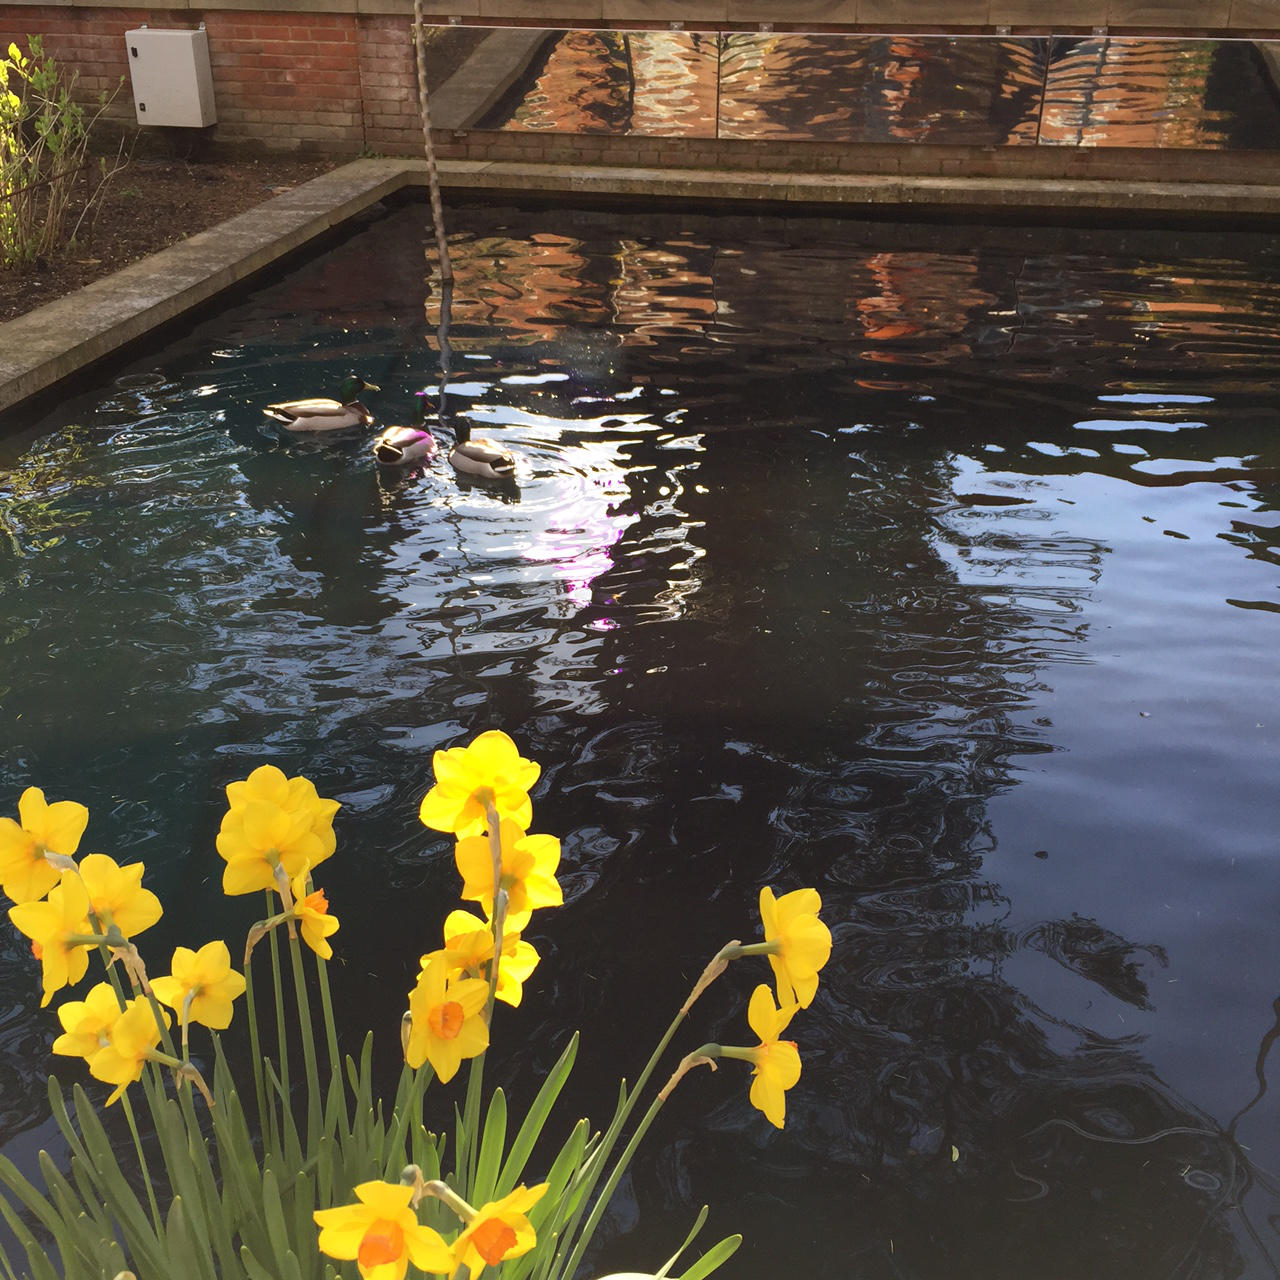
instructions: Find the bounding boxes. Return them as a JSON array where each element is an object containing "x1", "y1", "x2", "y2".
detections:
[
  {"x1": 315, "y1": 1177, "x2": 548, "y2": 1280},
  {"x1": 450, "y1": 1183, "x2": 548, "y2": 1278},
  {"x1": 314, "y1": 1180, "x2": 453, "y2": 1280},
  {"x1": 291, "y1": 864, "x2": 340, "y2": 960},
  {"x1": 404, "y1": 952, "x2": 489, "y2": 1082}
]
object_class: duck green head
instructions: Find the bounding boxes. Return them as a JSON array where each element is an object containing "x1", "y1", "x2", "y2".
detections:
[{"x1": 338, "y1": 374, "x2": 379, "y2": 403}]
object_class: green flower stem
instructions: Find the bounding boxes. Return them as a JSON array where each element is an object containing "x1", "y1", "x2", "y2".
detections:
[
  {"x1": 64, "y1": 932, "x2": 110, "y2": 947},
  {"x1": 287, "y1": 930, "x2": 323, "y2": 1151},
  {"x1": 554, "y1": 1049, "x2": 707, "y2": 1280},
  {"x1": 119, "y1": 1088, "x2": 163, "y2": 1234},
  {"x1": 720, "y1": 941, "x2": 777, "y2": 959},
  {"x1": 457, "y1": 795, "x2": 506, "y2": 1194},
  {"x1": 460, "y1": 1044, "x2": 486, "y2": 1198},
  {"x1": 242, "y1": 952, "x2": 274, "y2": 1153},
  {"x1": 539, "y1": 950, "x2": 737, "y2": 1280},
  {"x1": 267, "y1": 913, "x2": 291, "y2": 1125},
  {"x1": 314, "y1": 950, "x2": 346, "y2": 1133},
  {"x1": 383, "y1": 1062, "x2": 435, "y2": 1179}
]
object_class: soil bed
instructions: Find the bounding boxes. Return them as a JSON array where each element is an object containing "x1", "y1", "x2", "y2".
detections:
[{"x1": 0, "y1": 156, "x2": 336, "y2": 324}]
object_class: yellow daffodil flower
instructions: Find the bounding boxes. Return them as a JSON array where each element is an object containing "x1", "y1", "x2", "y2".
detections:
[
  {"x1": 0, "y1": 786, "x2": 87, "y2": 904},
  {"x1": 314, "y1": 1180, "x2": 453, "y2": 1280},
  {"x1": 424, "y1": 908, "x2": 539, "y2": 1007},
  {"x1": 454, "y1": 819, "x2": 562, "y2": 922},
  {"x1": 77, "y1": 853, "x2": 162, "y2": 940},
  {"x1": 88, "y1": 995, "x2": 169, "y2": 1104},
  {"x1": 216, "y1": 766, "x2": 339, "y2": 896},
  {"x1": 418, "y1": 730, "x2": 540, "y2": 838},
  {"x1": 450, "y1": 1183, "x2": 547, "y2": 1279},
  {"x1": 8, "y1": 873, "x2": 93, "y2": 1006},
  {"x1": 758, "y1": 886, "x2": 831, "y2": 1009},
  {"x1": 291, "y1": 865, "x2": 339, "y2": 960},
  {"x1": 404, "y1": 953, "x2": 489, "y2": 1082},
  {"x1": 151, "y1": 940, "x2": 246, "y2": 1031},
  {"x1": 52, "y1": 982, "x2": 125, "y2": 1063},
  {"x1": 741, "y1": 983, "x2": 802, "y2": 1129}
]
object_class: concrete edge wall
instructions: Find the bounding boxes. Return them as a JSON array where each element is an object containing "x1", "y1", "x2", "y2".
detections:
[{"x1": 7, "y1": 156, "x2": 1280, "y2": 420}]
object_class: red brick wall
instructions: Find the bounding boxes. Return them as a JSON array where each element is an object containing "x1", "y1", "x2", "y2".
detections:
[
  {"x1": 3, "y1": 5, "x2": 1280, "y2": 184},
  {"x1": 0, "y1": 5, "x2": 423, "y2": 155}
]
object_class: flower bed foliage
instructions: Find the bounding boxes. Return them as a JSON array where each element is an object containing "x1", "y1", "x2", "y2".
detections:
[
  {"x1": 0, "y1": 36, "x2": 123, "y2": 272},
  {"x1": 0, "y1": 730, "x2": 832, "y2": 1280}
]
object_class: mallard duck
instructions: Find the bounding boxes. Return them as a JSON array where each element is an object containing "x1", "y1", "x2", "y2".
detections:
[
  {"x1": 448, "y1": 419, "x2": 516, "y2": 481},
  {"x1": 372, "y1": 395, "x2": 439, "y2": 466},
  {"x1": 264, "y1": 374, "x2": 379, "y2": 432}
]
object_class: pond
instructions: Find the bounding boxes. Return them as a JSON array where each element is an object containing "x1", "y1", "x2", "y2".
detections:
[{"x1": 3, "y1": 197, "x2": 1280, "y2": 1280}]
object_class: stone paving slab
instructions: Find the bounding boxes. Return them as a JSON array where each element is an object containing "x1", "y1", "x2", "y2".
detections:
[{"x1": 4, "y1": 155, "x2": 1280, "y2": 418}]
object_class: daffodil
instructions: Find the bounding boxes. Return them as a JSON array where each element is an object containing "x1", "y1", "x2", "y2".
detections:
[
  {"x1": 216, "y1": 766, "x2": 339, "y2": 896},
  {"x1": 404, "y1": 953, "x2": 489, "y2": 1082},
  {"x1": 758, "y1": 886, "x2": 831, "y2": 1009},
  {"x1": 425, "y1": 908, "x2": 539, "y2": 1007},
  {"x1": 8, "y1": 873, "x2": 93, "y2": 1006},
  {"x1": 0, "y1": 786, "x2": 87, "y2": 904},
  {"x1": 77, "y1": 853, "x2": 162, "y2": 940},
  {"x1": 314, "y1": 1180, "x2": 452, "y2": 1280},
  {"x1": 419, "y1": 730, "x2": 540, "y2": 838},
  {"x1": 151, "y1": 940, "x2": 246, "y2": 1031},
  {"x1": 52, "y1": 982, "x2": 125, "y2": 1063},
  {"x1": 722, "y1": 984, "x2": 802, "y2": 1129},
  {"x1": 454, "y1": 819, "x2": 562, "y2": 922},
  {"x1": 290, "y1": 865, "x2": 339, "y2": 959},
  {"x1": 88, "y1": 995, "x2": 170, "y2": 1104},
  {"x1": 450, "y1": 1184, "x2": 547, "y2": 1279}
]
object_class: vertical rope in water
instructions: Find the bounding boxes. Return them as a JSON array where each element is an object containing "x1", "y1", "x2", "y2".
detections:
[{"x1": 411, "y1": 0, "x2": 453, "y2": 285}]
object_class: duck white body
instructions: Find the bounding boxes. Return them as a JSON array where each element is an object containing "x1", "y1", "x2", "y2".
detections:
[
  {"x1": 265, "y1": 375, "x2": 379, "y2": 433},
  {"x1": 448, "y1": 421, "x2": 516, "y2": 480},
  {"x1": 373, "y1": 425, "x2": 439, "y2": 466}
]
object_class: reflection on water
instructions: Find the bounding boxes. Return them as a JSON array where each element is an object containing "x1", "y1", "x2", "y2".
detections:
[
  {"x1": 454, "y1": 26, "x2": 1280, "y2": 150},
  {"x1": 476, "y1": 30, "x2": 717, "y2": 136},
  {"x1": 719, "y1": 34, "x2": 1046, "y2": 144},
  {"x1": 5, "y1": 203, "x2": 1280, "y2": 1278}
]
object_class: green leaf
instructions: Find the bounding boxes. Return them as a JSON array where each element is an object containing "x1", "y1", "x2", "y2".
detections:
[
  {"x1": 471, "y1": 1087, "x2": 507, "y2": 1207},
  {"x1": 496, "y1": 1032, "x2": 578, "y2": 1198},
  {"x1": 655, "y1": 1205, "x2": 708, "y2": 1279},
  {"x1": 676, "y1": 1235, "x2": 742, "y2": 1280},
  {"x1": 0, "y1": 1189, "x2": 60, "y2": 1280},
  {"x1": 260, "y1": 1164, "x2": 299, "y2": 1269},
  {"x1": 66, "y1": 1086, "x2": 167, "y2": 1276},
  {"x1": 165, "y1": 1196, "x2": 219, "y2": 1280}
]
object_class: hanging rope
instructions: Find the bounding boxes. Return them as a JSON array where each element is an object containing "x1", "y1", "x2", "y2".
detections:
[{"x1": 411, "y1": 0, "x2": 453, "y2": 285}]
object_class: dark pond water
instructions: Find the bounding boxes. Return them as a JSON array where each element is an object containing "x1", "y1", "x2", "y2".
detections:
[{"x1": 4, "y1": 199, "x2": 1280, "y2": 1279}]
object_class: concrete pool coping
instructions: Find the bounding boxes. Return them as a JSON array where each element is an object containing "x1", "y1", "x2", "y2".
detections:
[{"x1": 4, "y1": 154, "x2": 1280, "y2": 416}]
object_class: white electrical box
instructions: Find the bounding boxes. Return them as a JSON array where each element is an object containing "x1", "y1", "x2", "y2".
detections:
[{"x1": 125, "y1": 27, "x2": 217, "y2": 128}]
